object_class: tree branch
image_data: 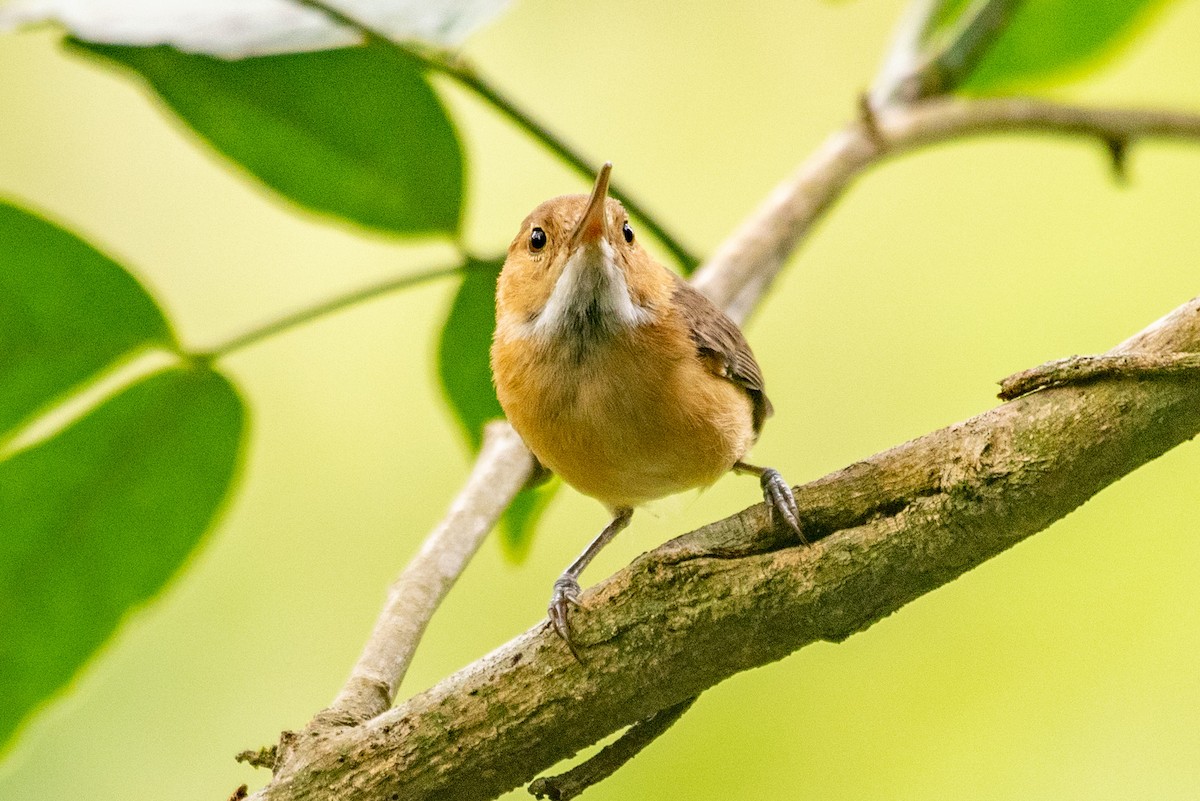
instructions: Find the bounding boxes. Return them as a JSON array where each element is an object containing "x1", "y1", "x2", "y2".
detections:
[
  {"x1": 251, "y1": 96, "x2": 1200, "y2": 799},
  {"x1": 318, "y1": 422, "x2": 537, "y2": 724},
  {"x1": 259, "y1": 294, "x2": 1200, "y2": 801}
]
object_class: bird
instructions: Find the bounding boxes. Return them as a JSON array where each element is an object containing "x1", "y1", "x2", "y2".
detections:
[{"x1": 490, "y1": 162, "x2": 803, "y2": 654}]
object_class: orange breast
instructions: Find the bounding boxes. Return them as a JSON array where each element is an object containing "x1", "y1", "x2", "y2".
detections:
[{"x1": 491, "y1": 316, "x2": 756, "y2": 510}]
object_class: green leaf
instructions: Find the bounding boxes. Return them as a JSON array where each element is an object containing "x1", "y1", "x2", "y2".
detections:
[
  {"x1": 70, "y1": 41, "x2": 464, "y2": 237},
  {"x1": 437, "y1": 259, "x2": 504, "y2": 450},
  {"x1": 0, "y1": 200, "x2": 174, "y2": 436},
  {"x1": 953, "y1": 0, "x2": 1174, "y2": 92},
  {"x1": 0, "y1": 0, "x2": 512, "y2": 56},
  {"x1": 0, "y1": 367, "x2": 245, "y2": 751},
  {"x1": 500, "y1": 478, "x2": 557, "y2": 561},
  {"x1": 928, "y1": 0, "x2": 979, "y2": 31},
  {"x1": 0, "y1": 200, "x2": 244, "y2": 750},
  {"x1": 436, "y1": 257, "x2": 556, "y2": 558}
]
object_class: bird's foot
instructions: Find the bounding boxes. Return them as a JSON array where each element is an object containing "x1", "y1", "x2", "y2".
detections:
[
  {"x1": 760, "y1": 468, "x2": 807, "y2": 544},
  {"x1": 548, "y1": 575, "x2": 585, "y2": 663}
]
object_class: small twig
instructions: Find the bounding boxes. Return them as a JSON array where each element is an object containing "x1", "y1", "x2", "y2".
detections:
[
  {"x1": 528, "y1": 696, "x2": 698, "y2": 800},
  {"x1": 200, "y1": 261, "x2": 468, "y2": 361},
  {"x1": 1106, "y1": 137, "x2": 1130, "y2": 183},
  {"x1": 235, "y1": 745, "x2": 278, "y2": 770},
  {"x1": 287, "y1": 0, "x2": 698, "y2": 272},
  {"x1": 998, "y1": 353, "x2": 1200, "y2": 400},
  {"x1": 324, "y1": 421, "x2": 538, "y2": 722}
]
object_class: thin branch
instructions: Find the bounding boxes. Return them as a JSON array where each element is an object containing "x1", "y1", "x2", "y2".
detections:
[
  {"x1": 998, "y1": 352, "x2": 1200, "y2": 400},
  {"x1": 287, "y1": 0, "x2": 699, "y2": 272},
  {"x1": 528, "y1": 696, "x2": 699, "y2": 800},
  {"x1": 693, "y1": 97, "x2": 1200, "y2": 323},
  {"x1": 321, "y1": 422, "x2": 538, "y2": 723},
  {"x1": 200, "y1": 261, "x2": 467, "y2": 360},
  {"x1": 259, "y1": 295, "x2": 1200, "y2": 801},
  {"x1": 1106, "y1": 136, "x2": 1131, "y2": 183}
]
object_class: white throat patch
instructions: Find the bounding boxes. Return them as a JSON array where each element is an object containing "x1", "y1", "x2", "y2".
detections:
[{"x1": 530, "y1": 239, "x2": 653, "y2": 338}]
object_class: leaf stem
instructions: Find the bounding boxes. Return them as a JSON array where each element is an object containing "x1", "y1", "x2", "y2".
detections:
[
  {"x1": 288, "y1": 0, "x2": 699, "y2": 272},
  {"x1": 199, "y1": 261, "x2": 468, "y2": 361}
]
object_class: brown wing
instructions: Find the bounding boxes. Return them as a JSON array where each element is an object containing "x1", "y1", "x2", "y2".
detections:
[{"x1": 671, "y1": 278, "x2": 773, "y2": 434}]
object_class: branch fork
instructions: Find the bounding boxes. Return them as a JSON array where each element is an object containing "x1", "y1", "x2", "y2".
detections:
[{"x1": 241, "y1": 8, "x2": 1200, "y2": 798}]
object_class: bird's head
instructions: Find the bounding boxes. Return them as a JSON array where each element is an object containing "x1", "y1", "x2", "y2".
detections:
[{"x1": 495, "y1": 163, "x2": 662, "y2": 344}]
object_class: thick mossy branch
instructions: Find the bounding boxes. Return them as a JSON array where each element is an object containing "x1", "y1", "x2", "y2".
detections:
[{"x1": 256, "y1": 298, "x2": 1200, "y2": 801}]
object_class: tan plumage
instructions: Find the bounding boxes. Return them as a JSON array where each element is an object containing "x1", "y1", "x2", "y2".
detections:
[
  {"x1": 493, "y1": 255, "x2": 761, "y2": 508},
  {"x1": 490, "y1": 163, "x2": 800, "y2": 651}
]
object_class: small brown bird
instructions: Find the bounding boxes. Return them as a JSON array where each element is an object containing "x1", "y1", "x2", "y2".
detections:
[{"x1": 491, "y1": 163, "x2": 802, "y2": 651}]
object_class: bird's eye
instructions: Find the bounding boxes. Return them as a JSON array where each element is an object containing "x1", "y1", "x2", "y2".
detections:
[
  {"x1": 530, "y1": 225, "x2": 549, "y2": 250},
  {"x1": 530, "y1": 227, "x2": 547, "y2": 251},
  {"x1": 622, "y1": 222, "x2": 634, "y2": 243}
]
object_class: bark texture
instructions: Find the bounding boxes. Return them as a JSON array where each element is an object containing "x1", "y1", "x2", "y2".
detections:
[{"x1": 259, "y1": 297, "x2": 1200, "y2": 801}]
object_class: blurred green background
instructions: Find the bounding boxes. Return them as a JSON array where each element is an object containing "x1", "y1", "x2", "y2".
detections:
[{"x1": 2, "y1": 0, "x2": 1199, "y2": 798}]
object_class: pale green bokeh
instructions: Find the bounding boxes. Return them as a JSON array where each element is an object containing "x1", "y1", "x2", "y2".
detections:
[{"x1": 1, "y1": 0, "x2": 1199, "y2": 799}]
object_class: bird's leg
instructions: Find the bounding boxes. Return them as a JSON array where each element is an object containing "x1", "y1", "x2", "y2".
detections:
[
  {"x1": 549, "y1": 507, "x2": 634, "y2": 659},
  {"x1": 733, "y1": 461, "x2": 807, "y2": 543}
]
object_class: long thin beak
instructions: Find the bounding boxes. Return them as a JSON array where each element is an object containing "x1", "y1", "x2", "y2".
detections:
[{"x1": 569, "y1": 162, "x2": 612, "y2": 250}]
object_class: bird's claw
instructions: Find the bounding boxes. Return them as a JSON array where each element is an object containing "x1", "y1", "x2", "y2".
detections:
[
  {"x1": 548, "y1": 575, "x2": 586, "y2": 663},
  {"x1": 761, "y1": 468, "x2": 807, "y2": 544}
]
